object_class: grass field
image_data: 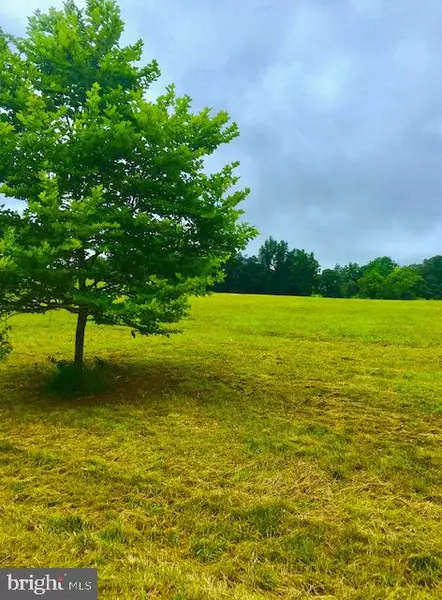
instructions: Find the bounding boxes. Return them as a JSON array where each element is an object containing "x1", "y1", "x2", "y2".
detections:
[{"x1": 1, "y1": 294, "x2": 442, "y2": 599}]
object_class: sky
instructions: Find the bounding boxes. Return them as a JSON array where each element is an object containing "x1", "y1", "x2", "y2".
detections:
[{"x1": 2, "y1": 0, "x2": 442, "y2": 267}]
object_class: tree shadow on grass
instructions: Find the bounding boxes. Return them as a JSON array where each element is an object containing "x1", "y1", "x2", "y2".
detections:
[{"x1": 0, "y1": 356, "x2": 242, "y2": 414}]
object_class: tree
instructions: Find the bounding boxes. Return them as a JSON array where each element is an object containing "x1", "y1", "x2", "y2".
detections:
[
  {"x1": 285, "y1": 249, "x2": 320, "y2": 296},
  {"x1": 214, "y1": 252, "x2": 245, "y2": 293},
  {"x1": 418, "y1": 256, "x2": 442, "y2": 299},
  {"x1": 358, "y1": 257, "x2": 397, "y2": 299},
  {"x1": 319, "y1": 268, "x2": 343, "y2": 298},
  {"x1": 358, "y1": 271, "x2": 384, "y2": 299},
  {"x1": 362, "y1": 256, "x2": 397, "y2": 278},
  {"x1": 216, "y1": 240, "x2": 320, "y2": 297},
  {"x1": 257, "y1": 237, "x2": 289, "y2": 294},
  {"x1": 336, "y1": 262, "x2": 362, "y2": 298},
  {"x1": 0, "y1": 0, "x2": 256, "y2": 368},
  {"x1": 381, "y1": 266, "x2": 423, "y2": 300},
  {"x1": 215, "y1": 254, "x2": 268, "y2": 294},
  {"x1": 241, "y1": 256, "x2": 269, "y2": 294}
]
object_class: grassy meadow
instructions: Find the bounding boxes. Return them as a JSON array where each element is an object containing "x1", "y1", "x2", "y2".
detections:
[{"x1": 0, "y1": 294, "x2": 442, "y2": 599}]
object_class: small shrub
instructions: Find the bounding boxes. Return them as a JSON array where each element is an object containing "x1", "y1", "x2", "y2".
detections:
[{"x1": 46, "y1": 358, "x2": 114, "y2": 397}]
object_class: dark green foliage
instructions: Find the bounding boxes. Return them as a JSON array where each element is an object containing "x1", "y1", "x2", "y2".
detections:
[
  {"x1": 257, "y1": 237, "x2": 290, "y2": 294},
  {"x1": 286, "y1": 249, "x2": 320, "y2": 296},
  {"x1": 335, "y1": 263, "x2": 362, "y2": 298},
  {"x1": 358, "y1": 271, "x2": 385, "y2": 299},
  {"x1": 381, "y1": 267, "x2": 424, "y2": 300},
  {"x1": 215, "y1": 238, "x2": 319, "y2": 297},
  {"x1": 319, "y1": 269, "x2": 343, "y2": 298},
  {"x1": 0, "y1": 0, "x2": 256, "y2": 364},
  {"x1": 358, "y1": 257, "x2": 397, "y2": 299},
  {"x1": 358, "y1": 264, "x2": 424, "y2": 300},
  {"x1": 215, "y1": 253, "x2": 267, "y2": 294},
  {"x1": 418, "y1": 256, "x2": 442, "y2": 299},
  {"x1": 216, "y1": 244, "x2": 433, "y2": 301},
  {"x1": 362, "y1": 256, "x2": 398, "y2": 278}
]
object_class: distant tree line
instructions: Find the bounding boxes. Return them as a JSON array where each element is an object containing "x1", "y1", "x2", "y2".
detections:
[{"x1": 214, "y1": 237, "x2": 442, "y2": 300}]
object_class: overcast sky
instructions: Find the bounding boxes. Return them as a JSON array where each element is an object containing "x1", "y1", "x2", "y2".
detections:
[{"x1": 2, "y1": 0, "x2": 442, "y2": 267}]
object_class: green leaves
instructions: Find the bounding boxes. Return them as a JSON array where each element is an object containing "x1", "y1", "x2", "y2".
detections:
[{"x1": 0, "y1": 0, "x2": 256, "y2": 362}]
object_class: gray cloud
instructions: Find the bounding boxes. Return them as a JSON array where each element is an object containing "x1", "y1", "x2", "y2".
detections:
[{"x1": 2, "y1": 0, "x2": 442, "y2": 266}]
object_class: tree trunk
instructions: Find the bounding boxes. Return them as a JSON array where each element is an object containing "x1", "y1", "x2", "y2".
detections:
[{"x1": 74, "y1": 307, "x2": 88, "y2": 369}]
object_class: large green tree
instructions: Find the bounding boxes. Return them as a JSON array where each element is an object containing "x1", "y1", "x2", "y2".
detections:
[
  {"x1": 381, "y1": 266, "x2": 423, "y2": 300},
  {"x1": 285, "y1": 249, "x2": 320, "y2": 296},
  {"x1": 335, "y1": 263, "x2": 362, "y2": 298},
  {"x1": 257, "y1": 237, "x2": 289, "y2": 294},
  {"x1": 0, "y1": 0, "x2": 256, "y2": 367},
  {"x1": 358, "y1": 271, "x2": 384, "y2": 299},
  {"x1": 418, "y1": 256, "x2": 442, "y2": 299},
  {"x1": 319, "y1": 268, "x2": 343, "y2": 298},
  {"x1": 362, "y1": 256, "x2": 397, "y2": 278},
  {"x1": 214, "y1": 253, "x2": 267, "y2": 295}
]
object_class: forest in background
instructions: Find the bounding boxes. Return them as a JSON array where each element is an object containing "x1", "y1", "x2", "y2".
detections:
[{"x1": 214, "y1": 237, "x2": 442, "y2": 300}]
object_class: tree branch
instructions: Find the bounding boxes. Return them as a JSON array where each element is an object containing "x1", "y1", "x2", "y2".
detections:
[{"x1": 0, "y1": 303, "x2": 80, "y2": 314}]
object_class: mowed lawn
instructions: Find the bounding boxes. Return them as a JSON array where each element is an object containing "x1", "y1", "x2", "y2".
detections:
[{"x1": 1, "y1": 294, "x2": 442, "y2": 599}]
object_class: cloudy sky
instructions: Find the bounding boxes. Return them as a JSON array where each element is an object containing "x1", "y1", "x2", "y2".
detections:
[{"x1": 2, "y1": 0, "x2": 442, "y2": 267}]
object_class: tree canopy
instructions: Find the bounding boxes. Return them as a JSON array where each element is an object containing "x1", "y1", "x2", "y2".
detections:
[
  {"x1": 215, "y1": 238, "x2": 439, "y2": 301},
  {"x1": 0, "y1": 0, "x2": 256, "y2": 366},
  {"x1": 216, "y1": 238, "x2": 320, "y2": 297}
]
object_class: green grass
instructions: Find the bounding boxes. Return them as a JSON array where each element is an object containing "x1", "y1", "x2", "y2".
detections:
[{"x1": 1, "y1": 294, "x2": 442, "y2": 599}]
